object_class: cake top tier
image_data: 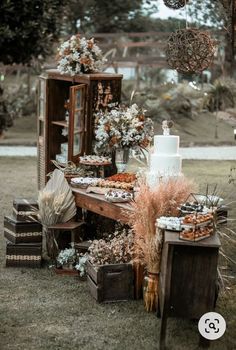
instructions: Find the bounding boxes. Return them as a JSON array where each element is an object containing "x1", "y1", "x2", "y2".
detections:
[{"x1": 154, "y1": 135, "x2": 179, "y2": 155}]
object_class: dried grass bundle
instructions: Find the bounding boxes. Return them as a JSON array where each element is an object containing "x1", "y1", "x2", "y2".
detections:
[
  {"x1": 38, "y1": 169, "x2": 77, "y2": 260},
  {"x1": 130, "y1": 176, "x2": 195, "y2": 273}
]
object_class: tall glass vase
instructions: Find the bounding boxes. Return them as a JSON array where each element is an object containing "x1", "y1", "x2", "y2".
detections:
[{"x1": 115, "y1": 147, "x2": 130, "y2": 173}]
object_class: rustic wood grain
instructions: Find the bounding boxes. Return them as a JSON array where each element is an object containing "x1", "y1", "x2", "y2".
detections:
[{"x1": 72, "y1": 187, "x2": 133, "y2": 223}]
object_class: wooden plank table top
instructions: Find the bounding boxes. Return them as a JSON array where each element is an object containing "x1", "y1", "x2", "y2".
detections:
[{"x1": 72, "y1": 187, "x2": 134, "y2": 223}]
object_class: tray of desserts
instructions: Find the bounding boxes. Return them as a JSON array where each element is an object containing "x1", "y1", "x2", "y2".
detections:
[
  {"x1": 70, "y1": 177, "x2": 100, "y2": 188},
  {"x1": 93, "y1": 179, "x2": 134, "y2": 191},
  {"x1": 180, "y1": 226, "x2": 214, "y2": 241},
  {"x1": 106, "y1": 173, "x2": 136, "y2": 183},
  {"x1": 79, "y1": 155, "x2": 112, "y2": 166},
  {"x1": 156, "y1": 216, "x2": 183, "y2": 231},
  {"x1": 180, "y1": 202, "x2": 208, "y2": 215},
  {"x1": 105, "y1": 190, "x2": 133, "y2": 203},
  {"x1": 181, "y1": 213, "x2": 214, "y2": 228}
]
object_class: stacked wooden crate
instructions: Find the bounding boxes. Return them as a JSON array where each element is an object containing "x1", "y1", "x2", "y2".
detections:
[{"x1": 4, "y1": 199, "x2": 42, "y2": 268}]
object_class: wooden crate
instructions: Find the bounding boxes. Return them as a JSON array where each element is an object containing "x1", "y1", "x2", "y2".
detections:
[
  {"x1": 4, "y1": 216, "x2": 42, "y2": 244},
  {"x1": 86, "y1": 260, "x2": 134, "y2": 303},
  {"x1": 6, "y1": 242, "x2": 42, "y2": 268}
]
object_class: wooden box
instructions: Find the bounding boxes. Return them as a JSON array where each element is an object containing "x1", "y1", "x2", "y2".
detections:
[
  {"x1": 86, "y1": 260, "x2": 134, "y2": 303},
  {"x1": 6, "y1": 242, "x2": 42, "y2": 268},
  {"x1": 4, "y1": 216, "x2": 42, "y2": 244},
  {"x1": 13, "y1": 198, "x2": 39, "y2": 222}
]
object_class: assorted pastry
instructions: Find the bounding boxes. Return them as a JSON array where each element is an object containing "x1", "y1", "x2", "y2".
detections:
[
  {"x1": 79, "y1": 155, "x2": 112, "y2": 165},
  {"x1": 180, "y1": 202, "x2": 207, "y2": 214},
  {"x1": 93, "y1": 179, "x2": 134, "y2": 191},
  {"x1": 70, "y1": 177, "x2": 99, "y2": 188},
  {"x1": 156, "y1": 216, "x2": 182, "y2": 231},
  {"x1": 107, "y1": 173, "x2": 136, "y2": 183},
  {"x1": 182, "y1": 213, "x2": 214, "y2": 226},
  {"x1": 105, "y1": 190, "x2": 133, "y2": 203},
  {"x1": 180, "y1": 226, "x2": 214, "y2": 241}
]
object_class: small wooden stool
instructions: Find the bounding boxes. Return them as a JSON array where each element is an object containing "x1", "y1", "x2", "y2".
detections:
[
  {"x1": 74, "y1": 240, "x2": 91, "y2": 254},
  {"x1": 49, "y1": 221, "x2": 84, "y2": 248}
]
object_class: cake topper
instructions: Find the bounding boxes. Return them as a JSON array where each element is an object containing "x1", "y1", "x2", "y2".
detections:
[{"x1": 162, "y1": 120, "x2": 173, "y2": 136}]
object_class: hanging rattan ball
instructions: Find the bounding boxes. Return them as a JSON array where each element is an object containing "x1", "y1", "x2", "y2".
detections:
[
  {"x1": 165, "y1": 28, "x2": 215, "y2": 74},
  {"x1": 163, "y1": 0, "x2": 189, "y2": 9}
]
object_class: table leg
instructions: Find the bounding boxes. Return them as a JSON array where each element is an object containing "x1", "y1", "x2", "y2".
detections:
[{"x1": 159, "y1": 314, "x2": 167, "y2": 350}]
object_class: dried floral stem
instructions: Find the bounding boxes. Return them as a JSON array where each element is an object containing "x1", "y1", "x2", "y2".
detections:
[{"x1": 130, "y1": 177, "x2": 195, "y2": 272}]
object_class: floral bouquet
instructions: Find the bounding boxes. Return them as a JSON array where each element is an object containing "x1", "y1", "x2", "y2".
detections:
[
  {"x1": 94, "y1": 104, "x2": 154, "y2": 154},
  {"x1": 57, "y1": 34, "x2": 106, "y2": 76},
  {"x1": 88, "y1": 229, "x2": 134, "y2": 266}
]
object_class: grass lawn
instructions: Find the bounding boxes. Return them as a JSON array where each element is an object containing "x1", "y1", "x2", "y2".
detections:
[{"x1": 0, "y1": 157, "x2": 236, "y2": 350}]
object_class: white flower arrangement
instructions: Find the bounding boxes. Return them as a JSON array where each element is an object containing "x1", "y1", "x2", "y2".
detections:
[
  {"x1": 94, "y1": 104, "x2": 154, "y2": 153},
  {"x1": 75, "y1": 253, "x2": 88, "y2": 276},
  {"x1": 57, "y1": 34, "x2": 106, "y2": 76},
  {"x1": 57, "y1": 248, "x2": 76, "y2": 266}
]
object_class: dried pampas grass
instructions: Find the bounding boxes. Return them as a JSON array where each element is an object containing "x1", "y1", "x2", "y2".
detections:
[{"x1": 130, "y1": 176, "x2": 195, "y2": 273}]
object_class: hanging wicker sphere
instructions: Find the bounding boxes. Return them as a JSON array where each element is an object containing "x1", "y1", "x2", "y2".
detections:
[
  {"x1": 163, "y1": 0, "x2": 189, "y2": 9},
  {"x1": 165, "y1": 28, "x2": 215, "y2": 74}
]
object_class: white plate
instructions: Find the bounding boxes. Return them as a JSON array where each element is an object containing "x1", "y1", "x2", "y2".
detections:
[{"x1": 194, "y1": 194, "x2": 223, "y2": 206}]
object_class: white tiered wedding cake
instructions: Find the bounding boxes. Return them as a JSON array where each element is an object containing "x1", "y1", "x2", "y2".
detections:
[{"x1": 147, "y1": 120, "x2": 182, "y2": 186}]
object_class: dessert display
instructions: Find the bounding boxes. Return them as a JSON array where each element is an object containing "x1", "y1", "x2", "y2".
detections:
[
  {"x1": 147, "y1": 121, "x2": 182, "y2": 186},
  {"x1": 180, "y1": 212, "x2": 215, "y2": 241},
  {"x1": 180, "y1": 226, "x2": 214, "y2": 241},
  {"x1": 107, "y1": 173, "x2": 136, "y2": 183},
  {"x1": 70, "y1": 177, "x2": 99, "y2": 188},
  {"x1": 105, "y1": 190, "x2": 133, "y2": 203},
  {"x1": 182, "y1": 213, "x2": 214, "y2": 225},
  {"x1": 156, "y1": 216, "x2": 182, "y2": 231},
  {"x1": 180, "y1": 202, "x2": 206, "y2": 214},
  {"x1": 79, "y1": 155, "x2": 112, "y2": 165},
  {"x1": 156, "y1": 212, "x2": 216, "y2": 241},
  {"x1": 93, "y1": 179, "x2": 134, "y2": 191}
]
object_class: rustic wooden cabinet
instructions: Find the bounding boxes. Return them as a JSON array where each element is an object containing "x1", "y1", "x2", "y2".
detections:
[
  {"x1": 158, "y1": 231, "x2": 221, "y2": 349},
  {"x1": 37, "y1": 69, "x2": 122, "y2": 189}
]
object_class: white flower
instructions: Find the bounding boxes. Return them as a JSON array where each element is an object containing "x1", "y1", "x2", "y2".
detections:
[
  {"x1": 94, "y1": 105, "x2": 154, "y2": 152},
  {"x1": 57, "y1": 35, "x2": 105, "y2": 76}
]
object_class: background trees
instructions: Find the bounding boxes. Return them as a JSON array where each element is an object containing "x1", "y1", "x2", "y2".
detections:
[{"x1": 0, "y1": 0, "x2": 66, "y2": 65}]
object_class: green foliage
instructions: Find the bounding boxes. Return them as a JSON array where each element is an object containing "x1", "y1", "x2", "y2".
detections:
[
  {"x1": 0, "y1": 0, "x2": 65, "y2": 65},
  {"x1": 187, "y1": 0, "x2": 226, "y2": 27},
  {"x1": 63, "y1": 0, "x2": 158, "y2": 33}
]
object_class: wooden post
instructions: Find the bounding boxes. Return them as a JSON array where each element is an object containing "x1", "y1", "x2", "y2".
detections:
[{"x1": 135, "y1": 63, "x2": 140, "y2": 90}]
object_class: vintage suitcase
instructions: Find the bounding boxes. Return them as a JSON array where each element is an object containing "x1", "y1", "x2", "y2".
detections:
[
  {"x1": 4, "y1": 216, "x2": 42, "y2": 244},
  {"x1": 6, "y1": 241, "x2": 42, "y2": 268},
  {"x1": 13, "y1": 198, "x2": 39, "y2": 222}
]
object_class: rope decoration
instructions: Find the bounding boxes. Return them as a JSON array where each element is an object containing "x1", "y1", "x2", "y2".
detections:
[
  {"x1": 165, "y1": 28, "x2": 215, "y2": 74},
  {"x1": 163, "y1": 0, "x2": 189, "y2": 9}
]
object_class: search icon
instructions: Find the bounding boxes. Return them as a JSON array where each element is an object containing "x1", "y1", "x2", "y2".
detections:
[{"x1": 209, "y1": 322, "x2": 216, "y2": 330}]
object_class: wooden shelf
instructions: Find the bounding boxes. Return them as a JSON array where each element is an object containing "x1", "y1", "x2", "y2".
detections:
[{"x1": 52, "y1": 120, "x2": 68, "y2": 127}]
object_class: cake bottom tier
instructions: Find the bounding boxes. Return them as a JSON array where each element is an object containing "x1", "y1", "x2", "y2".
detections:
[{"x1": 146, "y1": 172, "x2": 183, "y2": 187}]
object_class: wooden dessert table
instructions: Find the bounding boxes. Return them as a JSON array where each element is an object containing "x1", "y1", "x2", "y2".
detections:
[{"x1": 72, "y1": 187, "x2": 133, "y2": 223}]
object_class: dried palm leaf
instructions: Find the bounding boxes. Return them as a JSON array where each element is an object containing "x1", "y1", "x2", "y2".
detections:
[{"x1": 38, "y1": 169, "x2": 76, "y2": 260}]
